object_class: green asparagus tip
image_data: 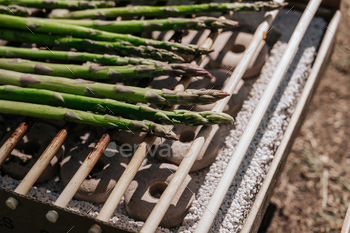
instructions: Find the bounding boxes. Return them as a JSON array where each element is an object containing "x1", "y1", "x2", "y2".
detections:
[
  {"x1": 199, "y1": 111, "x2": 234, "y2": 124},
  {"x1": 168, "y1": 63, "x2": 213, "y2": 79}
]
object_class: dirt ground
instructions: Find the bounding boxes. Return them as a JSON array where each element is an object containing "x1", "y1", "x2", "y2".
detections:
[{"x1": 265, "y1": 1, "x2": 350, "y2": 232}]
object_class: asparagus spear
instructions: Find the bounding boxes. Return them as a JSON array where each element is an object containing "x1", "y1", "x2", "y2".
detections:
[
  {"x1": 0, "y1": 85, "x2": 234, "y2": 125},
  {"x1": 0, "y1": 14, "x2": 210, "y2": 56},
  {"x1": 0, "y1": 46, "x2": 210, "y2": 76},
  {"x1": 40, "y1": 16, "x2": 238, "y2": 34},
  {"x1": 0, "y1": 0, "x2": 116, "y2": 10},
  {"x1": 0, "y1": 99, "x2": 178, "y2": 140},
  {"x1": 0, "y1": 68, "x2": 229, "y2": 105},
  {"x1": 0, "y1": 29, "x2": 184, "y2": 62},
  {"x1": 0, "y1": 4, "x2": 31, "y2": 16},
  {"x1": 51, "y1": 1, "x2": 286, "y2": 19},
  {"x1": 0, "y1": 58, "x2": 213, "y2": 79},
  {"x1": 0, "y1": 46, "x2": 172, "y2": 66}
]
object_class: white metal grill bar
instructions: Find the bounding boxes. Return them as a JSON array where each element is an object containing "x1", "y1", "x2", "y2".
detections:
[
  {"x1": 54, "y1": 129, "x2": 118, "y2": 209},
  {"x1": 194, "y1": 0, "x2": 322, "y2": 231},
  {"x1": 0, "y1": 117, "x2": 36, "y2": 165},
  {"x1": 14, "y1": 123, "x2": 75, "y2": 196}
]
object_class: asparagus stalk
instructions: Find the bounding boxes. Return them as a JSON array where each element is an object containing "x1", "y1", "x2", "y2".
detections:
[
  {"x1": 0, "y1": 29, "x2": 184, "y2": 62},
  {"x1": 0, "y1": 85, "x2": 233, "y2": 125},
  {"x1": 0, "y1": 68, "x2": 229, "y2": 105},
  {"x1": 0, "y1": 58, "x2": 213, "y2": 79},
  {"x1": 41, "y1": 16, "x2": 238, "y2": 34},
  {"x1": 0, "y1": 99, "x2": 178, "y2": 140},
  {"x1": 0, "y1": 14, "x2": 210, "y2": 56},
  {"x1": 0, "y1": 0, "x2": 116, "y2": 10},
  {"x1": 51, "y1": 1, "x2": 286, "y2": 19},
  {"x1": 0, "y1": 46, "x2": 172, "y2": 66},
  {"x1": 0, "y1": 46, "x2": 210, "y2": 76},
  {"x1": 0, "y1": 4, "x2": 31, "y2": 16}
]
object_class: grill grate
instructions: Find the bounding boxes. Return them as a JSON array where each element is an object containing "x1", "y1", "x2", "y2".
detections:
[{"x1": 0, "y1": 0, "x2": 341, "y2": 232}]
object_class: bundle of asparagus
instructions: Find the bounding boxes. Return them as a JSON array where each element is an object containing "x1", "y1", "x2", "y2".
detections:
[
  {"x1": 0, "y1": 14, "x2": 211, "y2": 56},
  {"x1": 0, "y1": 68, "x2": 229, "y2": 105},
  {"x1": 0, "y1": 29, "x2": 184, "y2": 62},
  {"x1": 0, "y1": 99, "x2": 178, "y2": 140},
  {"x1": 0, "y1": 85, "x2": 233, "y2": 125},
  {"x1": 0, "y1": 0, "x2": 284, "y2": 138}
]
